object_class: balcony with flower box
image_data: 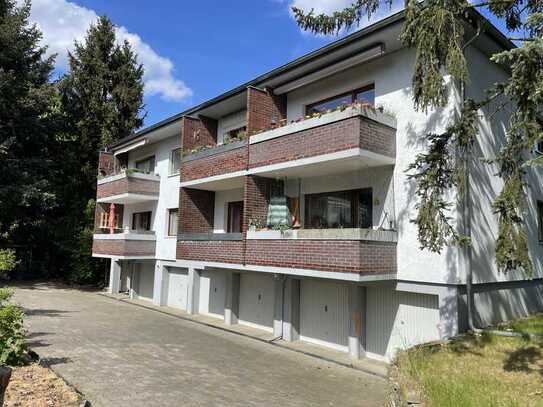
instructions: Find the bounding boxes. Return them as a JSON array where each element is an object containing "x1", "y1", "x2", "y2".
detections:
[
  {"x1": 247, "y1": 103, "x2": 396, "y2": 180},
  {"x1": 96, "y1": 169, "x2": 160, "y2": 204}
]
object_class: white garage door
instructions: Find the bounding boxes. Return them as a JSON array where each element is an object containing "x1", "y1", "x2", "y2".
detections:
[
  {"x1": 198, "y1": 270, "x2": 226, "y2": 319},
  {"x1": 166, "y1": 268, "x2": 189, "y2": 311},
  {"x1": 136, "y1": 263, "x2": 155, "y2": 301},
  {"x1": 300, "y1": 279, "x2": 349, "y2": 352},
  {"x1": 239, "y1": 273, "x2": 275, "y2": 332}
]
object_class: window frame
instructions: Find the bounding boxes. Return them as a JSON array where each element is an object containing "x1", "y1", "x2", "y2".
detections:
[
  {"x1": 134, "y1": 155, "x2": 156, "y2": 174},
  {"x1": 131, "y1": 211, "x2": 152, "y2": 232},
  {"x1": 227, "y1": 201, "x2": 244, "y2": 233},
  {"x1": 167, "y1": 208, "x2": 178, "y2": 237},
  {"x1": 305, "y1": 84, "x2": 375, "y2": 116},
  {"x1": 304, "y1": 188, "x2": 373, "y2": 229},
  {"x1": 169, "y1": 148, "x2": 182, "y2": 175}
]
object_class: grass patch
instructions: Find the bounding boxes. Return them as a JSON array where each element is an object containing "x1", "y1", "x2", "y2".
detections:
[
  {"x1": 394, "y1": 316, "x2": 543, "y2": 406},
  {"x1": 498, "y1": 313, "x2": 543, "y2": 336}
]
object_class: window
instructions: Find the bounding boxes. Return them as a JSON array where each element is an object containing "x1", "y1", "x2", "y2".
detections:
[
  {"x1": 135, "y1": 156, "x2": 155, "y2": 173},
  {"x1": 132, "y1": 211, "x2": 152, "y2": 231},
  {"x1": 305, "y1": 188, "x2": 372, "y2": 229},
  {"x1": 306, "y1": 85, "x2": 375, "y2": 115},
  {"x1": 170, "y1": 148, "x2": 182, "y2": 175},
  {"x1": 168, "y1": 209, "x2": 178, "y2": 236},
  {"x1": 225, "y1": 126, "x2": 247, "y2": 141},
  {"x1": 538, "y1": 201, "x2": 543, "y2": 243},
  {"x1": 227, "y1": 201, "x2": 244, "y2": 233}
]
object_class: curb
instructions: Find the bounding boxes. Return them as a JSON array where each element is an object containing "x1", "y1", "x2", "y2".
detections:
[{"x1": 98, "y1": 292, "x2": 388, "y2": 379}]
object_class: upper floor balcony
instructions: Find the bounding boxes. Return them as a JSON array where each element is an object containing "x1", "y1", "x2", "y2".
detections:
[
  {"x1": 97, "y1": 170, "x2": 160, "y2": 204},
  {"x1": 248, "y1": 104, "x2": 396, "y2": 179},
  {"x1": 92, "y1": 228, "x2": 157, "y2": 259}
]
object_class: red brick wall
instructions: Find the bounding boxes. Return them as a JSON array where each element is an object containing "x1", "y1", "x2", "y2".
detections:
[
  {"x1": 96, "y1": 176, "x2": 160, "y2": 199},
  {"x1": 176, "y1": 240, "x2": 244, "y2": 264},
  {"x1": 182, "y1": 116, "x2": 218, "y2": 151},
  {"x1": 247, "y1": 87, "x2": 287, "y2": 134},
  {"x1": 242, "y1": 175, "x2": 275, "y2": 232},
  {"x1": 92, "y1": 239, "x2": 156, "y2": 257},
  {"x1": 245, "y1": 240, "x2": 396, "y2": 274},
  {"x1": 98, "y1": 151, "x2": 115, "y2": 176},
  {"x1": 249, "y1": 116, "x2": 395, "y2": 169},
  {"x1": 360, "y1": 119, "x2": 396, "y2": 158},
  {"x1": 180, "y1": 143, "x2": 248, "y2": 182},
  {"x1": 179, "y1": 188, "x2": 215, "y2": 233}
]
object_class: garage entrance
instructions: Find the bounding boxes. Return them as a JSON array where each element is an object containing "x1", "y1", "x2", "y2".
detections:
[
  {"x1": 300, "y1": 279, "x2": 349, "y2": 352},
  {"x1": 238, "y1": 273, "x2": 275, "y2": 332},
  {"x1": 198, "y1": 270, "x2": 226, "y2": 319},
  {"x1": 166, "y1": 268, "x2": 189, "y2": 311}
]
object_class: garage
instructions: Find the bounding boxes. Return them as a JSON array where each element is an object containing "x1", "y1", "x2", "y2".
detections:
[
  {"x1": 198, "y1": 269, "x2": 226, "y2": 319},
  {"x1": 238, "y1": 272, "x2": 275, "y2": 332},
  {"x1": 300, "y1": 279, "x2": 349, "y2": 352},
  {"x1": 135, "y1": 262, "x2": 155, "y2": 301},
  {"x1": 166, "y1": 268, "x2": 189, "y2": 311}
]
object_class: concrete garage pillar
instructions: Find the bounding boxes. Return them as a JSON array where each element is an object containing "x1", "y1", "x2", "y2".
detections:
[
  {"x1": 108, "y1": 258, "x2": 121, "y2": 294},
  {"x1": 273, "y1": 276, "x2": 285, "y2": 337},
  {"x1": 186, "y1": 268, "x2": 201, "y2": 315},
  {"x1": 282, "y1": 278, "x2": 300, "y2": 342},
  {"x1": 348, "y1": 285, "x2": 366, "y2": 359},
  {"x1": 224, "y1": 272, "x2": 240, "y2": 325},
  {"x1": 153, "y1": 261, "x2": 168, "y2": 306}
]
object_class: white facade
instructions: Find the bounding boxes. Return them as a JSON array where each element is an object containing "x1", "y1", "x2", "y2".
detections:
[{"x1": 101, "y1": 16, "x2": 543, "y2": 363}]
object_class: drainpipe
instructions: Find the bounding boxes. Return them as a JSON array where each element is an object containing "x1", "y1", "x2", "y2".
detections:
[{"x1": 460, "y1": 19, "x2": 482, "y2": 333}]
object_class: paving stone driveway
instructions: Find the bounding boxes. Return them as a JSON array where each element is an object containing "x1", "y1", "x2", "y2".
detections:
[{"x1": 14, "y1": 283, "x2": 387, "y2": 407}]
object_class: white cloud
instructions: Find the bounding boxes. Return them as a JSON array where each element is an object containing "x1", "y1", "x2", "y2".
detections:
[{"x1": 23, "y1": 0, "x2": 192, "y2": 102}]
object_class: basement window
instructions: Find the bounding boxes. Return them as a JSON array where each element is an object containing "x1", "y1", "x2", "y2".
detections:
[{"x1": 304, "y1": 188, "x2": 373, "y2": 229}]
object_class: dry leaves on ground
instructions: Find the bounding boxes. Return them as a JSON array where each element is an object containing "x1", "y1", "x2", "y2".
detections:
[{"x1": 4, "y1": 363, "x2": 80, "y2": 407}]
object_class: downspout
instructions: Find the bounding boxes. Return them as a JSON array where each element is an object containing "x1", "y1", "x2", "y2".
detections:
[{"x1": 460, "y1": 19, "x2": 482, "y2": 333}]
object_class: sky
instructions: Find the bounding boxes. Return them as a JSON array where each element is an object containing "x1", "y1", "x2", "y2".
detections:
[{"x1": 23, "y1": 0, "x2": 509, "y2": 128}]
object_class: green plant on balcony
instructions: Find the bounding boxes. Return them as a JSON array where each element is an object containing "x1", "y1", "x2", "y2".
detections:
[{"x1": 248, "y1": 218, "x2": 264, "y2": 231}]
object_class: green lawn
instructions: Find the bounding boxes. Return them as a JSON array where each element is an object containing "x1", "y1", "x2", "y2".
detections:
[{"x1": 393, "y1": 314, "x2": 543, "y2": 407}]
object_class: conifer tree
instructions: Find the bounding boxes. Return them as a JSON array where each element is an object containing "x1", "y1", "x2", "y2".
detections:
[{"x1": 0, "y1": 0, "x2": 57, "y2": 275}]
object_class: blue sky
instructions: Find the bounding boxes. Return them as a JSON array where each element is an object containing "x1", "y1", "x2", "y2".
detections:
[
  {"x1": 25, "y1": 0, "x2": 512, "y2": 128},
  {"x1": 88, "y1": 0, "x2": 333, "y2": 125}
]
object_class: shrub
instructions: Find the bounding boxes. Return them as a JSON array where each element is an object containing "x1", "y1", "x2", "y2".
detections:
[
  {"x1": 0, "y1": 249, "x2": 17, "y2": 278},
  {"x1": 0, "y1": 302, "x2": 25, "y2": 365}
]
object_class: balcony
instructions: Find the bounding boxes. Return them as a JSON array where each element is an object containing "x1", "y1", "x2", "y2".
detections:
[
  {"x1": 97, "y1": 170, "x2": 160, "y2": 204},
  {"x1": 176, "y1": 233, "x2": 244, "y2": 264},
  {"x1": 248, "y1": 105, "x2": 396, "y2": 178},
  {"x1": 92, "y1": 230, "x2": 156, "y2": 259},
  {"x1": 245, "y1": 228, "x2": 397, "y2": 276},
  {"x1": 180, "y1": 140, "x2": 248, "y2": 190}
]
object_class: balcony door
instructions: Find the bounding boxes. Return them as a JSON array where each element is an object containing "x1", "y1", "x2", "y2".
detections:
[{"x1": 227, "y1": 201, "x2": 244, "y2": 233}]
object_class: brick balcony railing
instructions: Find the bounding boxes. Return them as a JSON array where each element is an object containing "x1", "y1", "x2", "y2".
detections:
[
  {"x1": 92, "y1": 232, "x2": 156, "y2": 258},
  {"x1": 180, "y1": 140, "x2": 248, "y2": 183},
  {"x1": 97, "y1": 171, "x2": 160, "y2": 202},
  {"x1": 176, "y1": 233, "x2": 244, "y2": 264},
  {"x1": 244, "y1": 228, "x2": 397, "y2": 275},
  {"x1": 248, "y1": 106, "x2": 396, "y2": 170}
]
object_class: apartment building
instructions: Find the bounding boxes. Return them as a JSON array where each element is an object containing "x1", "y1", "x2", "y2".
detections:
[{"x1": 92, "y1": 10, "x2": 543, "y2": 362}]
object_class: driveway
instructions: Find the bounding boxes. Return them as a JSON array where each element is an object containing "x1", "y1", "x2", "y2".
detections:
[{"x1": 14, "y1": 283, "x2": 387, "y2": 407}]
